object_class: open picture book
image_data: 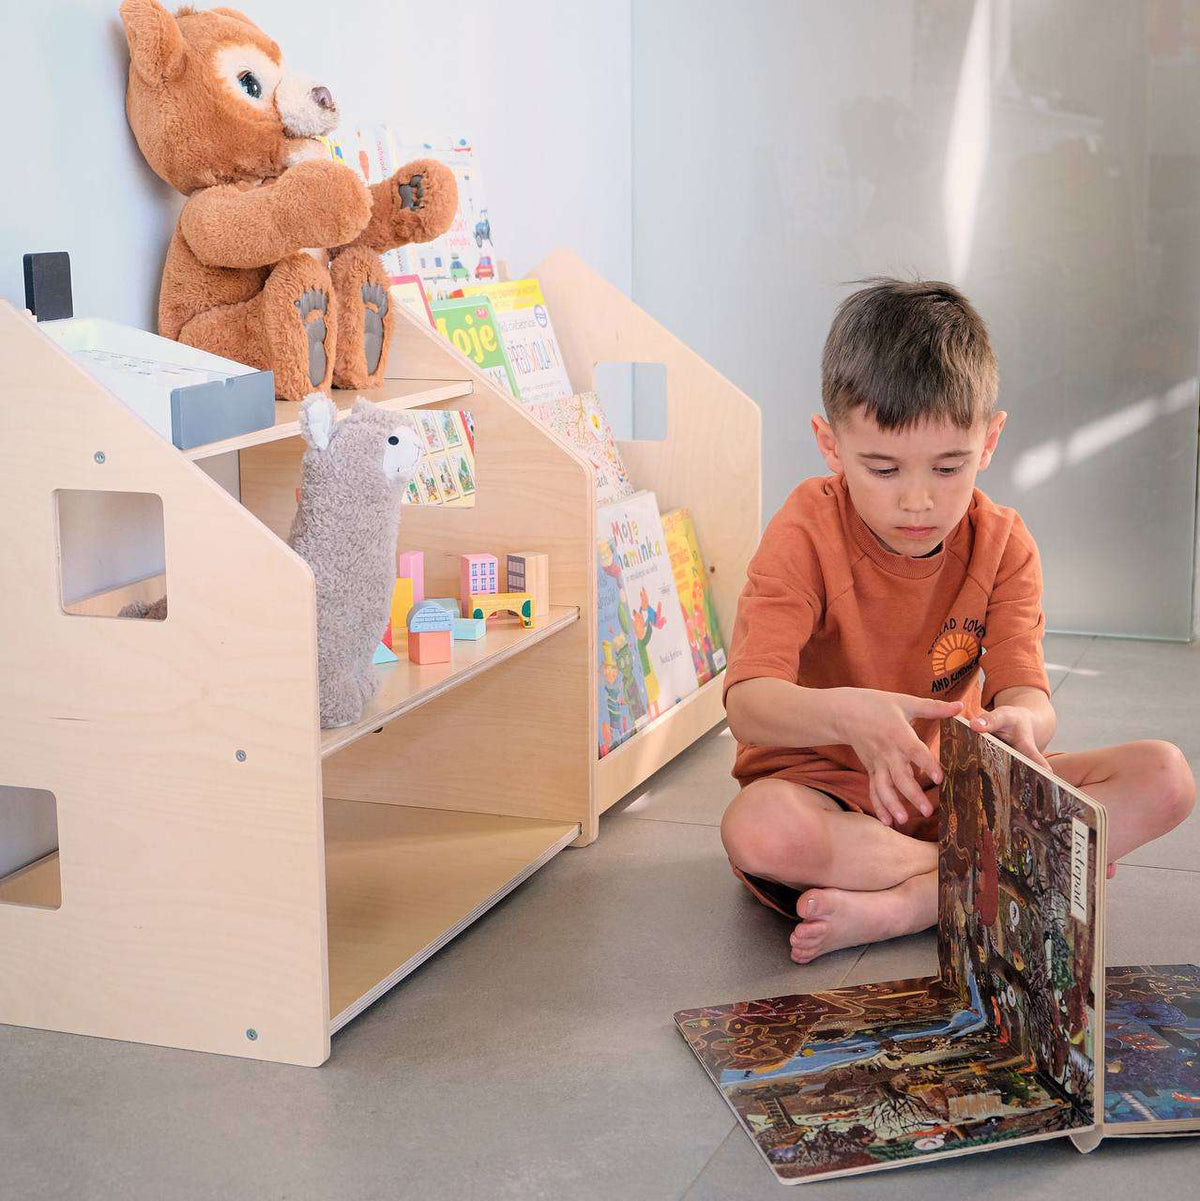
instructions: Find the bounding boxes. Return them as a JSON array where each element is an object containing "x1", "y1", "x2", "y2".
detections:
[{"x1": 674, "y1": 718, "x2": 1200, "y2": 1184}]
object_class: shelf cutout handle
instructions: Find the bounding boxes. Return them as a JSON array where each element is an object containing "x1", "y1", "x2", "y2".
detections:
[{"x1": 593, "y1": 362, "x2": 668, "y2": 442}]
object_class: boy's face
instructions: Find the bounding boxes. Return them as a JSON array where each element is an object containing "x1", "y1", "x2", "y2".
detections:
[{"x1": 811, "y1": 408, "x2": 1006, "y2": 557}]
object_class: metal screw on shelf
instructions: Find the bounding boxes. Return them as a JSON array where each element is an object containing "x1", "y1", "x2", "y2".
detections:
[
  {"x1": 245, "y1": 1028, "x2": 258, "y2": 1041},
  {"x1": 235, "y1": 750, "x2": 247, "y2": 762},
  {"x1": 93, "y1": 451, "x2": 106, "y2": 464}
]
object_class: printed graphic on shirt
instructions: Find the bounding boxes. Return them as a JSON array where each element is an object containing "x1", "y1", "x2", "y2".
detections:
[{"x1": 929, "y1": 617, "x2": 985, "y2": 694}]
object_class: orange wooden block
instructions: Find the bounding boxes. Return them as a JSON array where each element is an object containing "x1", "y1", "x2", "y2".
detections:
[{"x1": 408, "y1": 629, "x2": 451, "y2": 664}]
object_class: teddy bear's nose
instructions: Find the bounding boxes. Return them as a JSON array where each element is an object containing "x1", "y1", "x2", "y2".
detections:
[{"x1": 311, "y1": 86, "x2": 335, "y2": 112}]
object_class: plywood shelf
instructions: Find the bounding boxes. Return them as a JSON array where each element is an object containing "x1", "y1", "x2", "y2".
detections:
[
  {"x1": 595, "y1": 673, "x2": 728, "y2": 812},
  {"x1": 321, "y1": 606, "x2": 580, "y2": 758},
  {"x1": 183, "y1": 377, "x2": 473, "y2": 461},
  {"x1": 325, "y1": 799, "x2": 578, "y2": 1031}
]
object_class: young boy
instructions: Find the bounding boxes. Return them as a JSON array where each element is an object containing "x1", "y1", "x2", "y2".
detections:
[{"x1": 721, "y1": 278, "x2": 1196, "y2": 965}]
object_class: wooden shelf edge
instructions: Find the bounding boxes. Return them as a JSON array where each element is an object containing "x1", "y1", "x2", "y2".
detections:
[
  {"x1": 328, "y1": 818, "x2": 579, "y2": 1032},
  {"x1": 321, "y1": 606, "x2": 580, "y2": 758},
  {"x1": 595, "y1": 671, "x2": 727, "y2": 812},
  {"x1": 183, "y1": 377, "x2": 474, "y2": 461}
]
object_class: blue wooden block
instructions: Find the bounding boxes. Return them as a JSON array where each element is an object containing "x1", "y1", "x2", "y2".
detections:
[{"x1": 452, "y1": 617, "x2": 487, "y2": 641}]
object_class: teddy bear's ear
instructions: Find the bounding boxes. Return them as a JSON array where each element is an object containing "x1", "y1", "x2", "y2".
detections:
[
  {"x1": 120, "y1": 0, "x2": 186, "y2": 85},
  {"x1": 298, "y1": 393, "x2": 338, "y2": 451}
]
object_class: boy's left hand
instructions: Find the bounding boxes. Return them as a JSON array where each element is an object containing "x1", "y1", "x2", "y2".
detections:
[{"x1": 971, "y1": 708, "x2": 1052, "y2": 771}]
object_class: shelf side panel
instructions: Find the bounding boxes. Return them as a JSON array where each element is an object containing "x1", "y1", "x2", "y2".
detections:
[
  {"x1": 0, "y1": 301, "x2": 329, "y2": 1066},
  {"x1": 534, "y1": 249, "x2": 762, "y2": 652}
]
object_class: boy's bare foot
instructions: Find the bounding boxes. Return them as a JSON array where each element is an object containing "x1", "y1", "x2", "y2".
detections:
[{"x1": 790, "y1": 871, "x2": 936, "y2": 964}]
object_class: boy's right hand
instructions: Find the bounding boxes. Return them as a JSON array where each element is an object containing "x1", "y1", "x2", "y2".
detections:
[{"x1": 834, "y1": 690, "x2": 964, "y2": 827}]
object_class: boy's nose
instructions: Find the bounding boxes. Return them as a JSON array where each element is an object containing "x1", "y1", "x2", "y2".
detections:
[{"x1": 900, "y1": 489, "x2": 934, "y2": 513}]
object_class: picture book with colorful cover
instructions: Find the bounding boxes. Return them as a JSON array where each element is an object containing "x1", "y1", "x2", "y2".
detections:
[
  {"x1": 390, "y1": 274, "x2": 435, "y2": 328},
  {"x1": 676, "y1": 718, "x2": 1110, "y2": 1184},
  {"x1": 597, "y1": 491, "x2": 699, "y2": 719},
  {"x1": 596, "y1": 538, "x2": 651, "y2": 757},
  {"x1": 430, "y1": 297, "x2": 519, "y2": 397},
  {"x1": 1102, "y1": 963, "x2": 1200, "y2": 1136},
  {"x1": 455, "y1": 278, "x2": 573, "y2": 405},
  {"x1": 389, "y1": 134, "x2": 498, "y2": 299},
  {"x1": 396, "y1": 410, "x2": 475, "y2": 509},
  {"x1": 527, "y1": 392, "x2": 635, "y2": 507},
  {"x1": 661, "y1": 508, "x2": 726, "y2": 685}
]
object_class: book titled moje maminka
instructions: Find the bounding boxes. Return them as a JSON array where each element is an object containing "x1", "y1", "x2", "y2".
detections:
[{"x1": 675, "y1": 718, "x2": 1199, "y2": 1185}]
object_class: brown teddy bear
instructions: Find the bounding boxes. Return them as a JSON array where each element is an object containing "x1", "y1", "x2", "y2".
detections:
[{"x1": 119, "y1": 1, "x2": 458, "y2": 400}]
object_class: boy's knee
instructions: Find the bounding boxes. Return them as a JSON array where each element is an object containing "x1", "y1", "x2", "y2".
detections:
[
  {"x1": 1135, "y1": 740, "x2": 1196, "y2": 831},
  {"x1": 720, "y1": 781, "x2": 830, "y2": 880}
]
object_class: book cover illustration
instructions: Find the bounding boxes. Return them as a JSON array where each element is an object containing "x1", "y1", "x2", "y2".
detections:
[
  {"x1": 431, "y1": 297, "x2": 519, "y2": 397},
  {"x1": 457, "y1": 278, "x2": 573, "y2": 405},
  {"x1": 661, "y1": 508, "x2": 726, "y2": 685},
  {"x1": 674, "y1": 719, "x2": 1104, "y2": 1184},
  {"x1": 389, "y1": 274, "x2": 435, "y2": 328},
  {"x1": 529, "y1": 392, "x2": 635, "y2": 507},
  {"x1": 396, "y1": 411, "x2": 474, "y2": 509},
  {"x1": 598, "y1": 492, "x2": 699, "y2": 719},
  {"x1": 389, "y1": 134, "x2": 498, "y2": 299},
  {"x1": 596, "y1": 538, "x2": 650, "y2": 757},
  {"x1": 1103, "y1": 964, "x2": 1200, "y2": 1133}
]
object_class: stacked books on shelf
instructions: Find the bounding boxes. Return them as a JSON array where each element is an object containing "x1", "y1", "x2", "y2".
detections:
[{"x1": 596, "y1": 491, "x2": 726, "y2": 757}]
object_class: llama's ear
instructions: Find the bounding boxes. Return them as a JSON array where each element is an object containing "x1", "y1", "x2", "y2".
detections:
[
  {"x1": 120, "y1": 0, "x2": 187, "y2": 85},
  {"x1": 299, "y1": 394, "x2": 337, "y2": 451}
]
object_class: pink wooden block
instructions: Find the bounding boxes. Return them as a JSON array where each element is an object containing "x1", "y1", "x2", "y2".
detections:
[
  {"x1": 459, "y1": 553, "x2": 498, "y2": 611},
  {"x1": 409, "y1": 629, "x2": 451, "y2": 664},
  {"x1": 397, "y1": 550, "x2": 425, "y2": 604}
]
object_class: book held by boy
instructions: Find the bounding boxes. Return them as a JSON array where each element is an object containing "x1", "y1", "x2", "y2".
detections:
[{"x1": 676, "y1": 719, "x2": 1200, "y2": 1184}]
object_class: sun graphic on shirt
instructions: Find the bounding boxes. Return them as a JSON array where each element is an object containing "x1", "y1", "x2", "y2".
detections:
[{"x1": 931, "y1": 631, "x2": 981, "y2": 678}]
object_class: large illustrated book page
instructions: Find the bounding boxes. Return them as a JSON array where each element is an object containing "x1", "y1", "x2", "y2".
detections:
[
  {"x1": 674, "y1": 719, "x2": 1107, "y2": 1184},
  {"x1": 1103, "y1": 963, "x2": 1200, "y2": 1137}
]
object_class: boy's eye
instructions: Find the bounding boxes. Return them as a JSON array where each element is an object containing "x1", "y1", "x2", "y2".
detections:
[
  {"x1": 867, "y1": 467, "x2": 898, "y2": 478},
  {"x1": 935, "y1": 465, "x2": 965, "y2": 476}
]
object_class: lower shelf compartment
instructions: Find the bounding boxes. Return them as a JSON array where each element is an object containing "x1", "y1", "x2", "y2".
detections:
[
  {"x1": 595, "y1": 671, "x2": 727, "y2": 812},
  {"x1": 323, "y1": 798, "x2": 579, "y2": 1032}
]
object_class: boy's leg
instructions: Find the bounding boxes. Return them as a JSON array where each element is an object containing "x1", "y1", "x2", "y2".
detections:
[
  {"x1": 1047, "y1": 739, "x2": 1195, "y2": 868},
  {"x1": 721, "y1": 777, "x2": 938, "y2": 964}
]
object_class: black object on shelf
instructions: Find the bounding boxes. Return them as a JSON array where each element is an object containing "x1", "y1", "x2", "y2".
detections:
[{"x1": 23, "y1": 252, "x2": 73, "y2": 321}]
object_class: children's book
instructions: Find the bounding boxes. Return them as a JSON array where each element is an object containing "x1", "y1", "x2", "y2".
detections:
[
  {"x1": 528, "y1": 392, "x2": 635, "y2": 507},
  {"x1": 676, "y1": 720, "x2": 1200, "y2": 1183},
  {"x1": 455, "y1": 278, "x2": 573, "y2": 405},
  {"x1": 389, "y1": 274, "x2": 435, "y2": 328},
  {"x1": 597, "y1": 492, "x2": 699, "y2": 719},
  {"x1": 389, "y1": 134, "x2": 499, "y2": 300},
  {"x1": 596, "y1": 538, "x2": 651, "y2": 757},
  {"x1": 396, "y1": 410, "x2": 475, "y2": 509},
  {"x1": 430, "y1": 297, "x2": 519, "y2": 397},
  {"x1": 661, "y1": 508, "x2": 726, "y2": 685}
]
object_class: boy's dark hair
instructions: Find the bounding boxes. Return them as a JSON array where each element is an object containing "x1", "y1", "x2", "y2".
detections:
[{"x1": 821, "y1": 278, "x2": 998, "y2": 429}]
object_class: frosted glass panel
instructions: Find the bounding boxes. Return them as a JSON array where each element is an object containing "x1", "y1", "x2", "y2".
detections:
[{"x1": 633, "y1": 0, "x2": 1199, "y2": 637}]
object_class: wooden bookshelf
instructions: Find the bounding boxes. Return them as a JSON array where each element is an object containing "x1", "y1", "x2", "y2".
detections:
[{"x1": 0, "y1": 250, "x2": 760, "y2": 1067}]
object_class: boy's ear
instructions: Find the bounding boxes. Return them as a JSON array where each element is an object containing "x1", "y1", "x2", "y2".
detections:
[
  {"x1": 811, "y1": 415, "x2": 844, "y2": 473},
  {"x1": 977, "y1": 411, "x2": 1007, "y2": 470},
  {"x1": 120, "y1": 0, "x2": 187, "y2": 85}
]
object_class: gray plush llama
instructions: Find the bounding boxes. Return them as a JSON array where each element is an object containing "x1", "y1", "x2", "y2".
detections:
[{"x1": 290, "y1": 394, "x2": 423, "y2": 727}]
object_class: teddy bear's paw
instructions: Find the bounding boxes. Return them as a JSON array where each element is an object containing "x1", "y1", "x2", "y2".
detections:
[
  {"x1": 295, "y1": 288, "x2": 331, "y2": 388},
  {"x1": 362, "y1": 283, "x2": 389, "y2": 375},
  {"x1": 397, "y1": 173, "x2": 426, "y2": 211}
]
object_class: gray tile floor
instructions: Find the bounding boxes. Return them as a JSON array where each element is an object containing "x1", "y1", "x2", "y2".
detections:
[{"x1": 3, "y1": 633, "x2": 1197, "y2": 1199}]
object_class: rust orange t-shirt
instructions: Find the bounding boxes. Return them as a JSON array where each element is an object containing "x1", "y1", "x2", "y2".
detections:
[{"x1": 724, "y1": 474, "x2": 1050, "y2": 840}]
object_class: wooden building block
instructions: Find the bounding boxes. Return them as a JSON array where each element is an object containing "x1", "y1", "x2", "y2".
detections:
[
  {"x1": 390, "y1": 578, "x2": 415, "y2": 648},
  {"x1": 452, "y1": 616, "x2": 488, "y2": 641},
  {"x1": 396, "y1": 551, "x2": 425, "y2": 604},
  {"x1": 467, "y1": 591, "x2": 534, "y2": 628},
  {"x1": 507, "y1": 551, "x2": 550, "y2": 619},
  {"x1": 459, "y1": 553, "x2": 498, "y2": 612},
  {"x1": 408, "y1": 629, "x2": 451, "y2": 664}
]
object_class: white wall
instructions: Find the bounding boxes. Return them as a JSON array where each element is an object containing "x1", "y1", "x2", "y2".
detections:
[
  {"x1": 0, "y1": 0, "x2": 632, "y2": 875},
  {"x1": 633, "y1": 0, "x2": 1200, "y2": 639}
]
